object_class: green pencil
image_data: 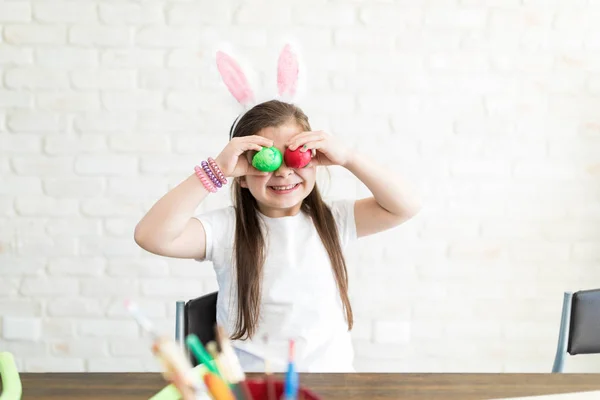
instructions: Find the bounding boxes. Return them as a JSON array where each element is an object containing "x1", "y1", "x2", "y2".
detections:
[{"x1": 185, "y1": 334, "x2": 221, "y2": 377}]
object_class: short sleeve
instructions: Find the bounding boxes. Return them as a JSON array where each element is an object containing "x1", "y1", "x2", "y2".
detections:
[
  {"x1": 328, "y1": 199, "x2": 357, "y2": 248},
  {"x1": 192, "y1": 206, "x2": 235, "y2": 263}
]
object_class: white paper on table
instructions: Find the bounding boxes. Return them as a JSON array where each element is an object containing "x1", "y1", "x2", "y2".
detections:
[{"x1": 490, "y1": 390, "x2": 600, "y2": 400}]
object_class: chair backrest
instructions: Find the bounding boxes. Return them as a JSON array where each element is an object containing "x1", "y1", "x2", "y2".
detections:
[
  {"x1": 175, "y1": 291, "x2": 218, "y2": 366},
  {"x1": 552, "y1": 289, "x2": 600, "y2": 372},
  {"x1": 567, "y1": 288, "x2": 600, "y2": 355}
]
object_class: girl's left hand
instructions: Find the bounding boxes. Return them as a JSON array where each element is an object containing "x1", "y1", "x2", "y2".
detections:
[{"x1": 286, "y1": 130, "x2": 353, "y2": 167}]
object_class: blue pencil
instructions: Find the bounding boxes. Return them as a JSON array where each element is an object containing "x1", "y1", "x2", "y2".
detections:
[{"x1": 282, "y1": 340, "x2": 298, "y2": 400}]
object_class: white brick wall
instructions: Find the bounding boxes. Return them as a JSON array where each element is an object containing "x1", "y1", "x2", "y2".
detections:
[{"x1": 1, "y1": 0, "x2": 600, "y2": 374}]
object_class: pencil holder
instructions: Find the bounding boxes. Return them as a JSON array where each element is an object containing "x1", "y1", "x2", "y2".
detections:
[
  {"x1": 149, "y1": 364, "x2": 322, "y2": 400},
  {"x1": 245, "y1": 378, "x2": 321, "y2": 400}
]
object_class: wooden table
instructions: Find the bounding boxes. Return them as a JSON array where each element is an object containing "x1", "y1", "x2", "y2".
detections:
[{"x1": 13, "y1": 372, "x2": 600, "y2": 399}]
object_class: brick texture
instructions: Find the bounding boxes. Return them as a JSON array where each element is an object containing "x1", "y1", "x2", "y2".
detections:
[{"x1": 1, "y1": 0, "x2": 599, "y2": 374}]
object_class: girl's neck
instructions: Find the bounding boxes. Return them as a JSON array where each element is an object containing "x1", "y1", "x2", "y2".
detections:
[{"x1": 257, "y1": 202, "x2": 303, "y2": 219}]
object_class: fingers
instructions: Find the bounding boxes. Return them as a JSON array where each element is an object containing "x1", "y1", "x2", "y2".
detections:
[
  {"x1": 233, "y1": 141, "x2": 265, "y2": 154},
  {"x1": 231, "y1": 135, "x2": 274, "y2": 154},
  {"x1": 243, "y1": 135, "x2": 274, "y2": 148},
  {"x1": 245, "y1": 143, "x2": 264, "y2": 152},
  {"x1": 287, "y1": 131, "x2": 325, "y2": 151},
  {"x1": 298, "y1": 140, "x2": 325, "y2": 153}
]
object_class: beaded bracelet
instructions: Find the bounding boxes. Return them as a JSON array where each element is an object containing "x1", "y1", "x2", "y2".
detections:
[
  {"x1": 194, "y1": 165, "x2": 217, "y2": 193},
  {"x1": 207, "y1": 157, "x2": 227, "y2": 185},
  {"x1": 201, "y1": 160, "x2": 222, "y2": 189}
]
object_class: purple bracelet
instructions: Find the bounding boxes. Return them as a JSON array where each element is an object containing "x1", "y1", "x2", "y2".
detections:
[{"x1": 201, "y1": 160, "x2": 222, "y2": 188}]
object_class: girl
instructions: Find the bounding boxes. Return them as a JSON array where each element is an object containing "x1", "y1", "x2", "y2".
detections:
[{"x1": 134, "y1": 49, "x2": 421, "y2": 373}]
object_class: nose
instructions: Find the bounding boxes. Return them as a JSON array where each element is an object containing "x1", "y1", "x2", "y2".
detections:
[{"x1": 274, "y1": 161, "x2": 294, "y2": 178}]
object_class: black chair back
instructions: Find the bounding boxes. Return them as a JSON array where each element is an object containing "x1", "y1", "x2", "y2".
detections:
[
  {"x1": 567, "y1": 288, "x2": 600, "y2": 355},
  {"x1": 184, "y1": 291, "x2": 218, "y2": 366}
]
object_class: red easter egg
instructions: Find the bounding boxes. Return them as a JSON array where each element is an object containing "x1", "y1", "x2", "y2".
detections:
[{"x1": 284, "y1": 147, "x2": 312, "y2": 169}]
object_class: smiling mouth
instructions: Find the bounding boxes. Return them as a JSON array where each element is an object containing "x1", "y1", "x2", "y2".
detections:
[{"x1": 268, "y1": 183, "x2": 301, "y2": 192}]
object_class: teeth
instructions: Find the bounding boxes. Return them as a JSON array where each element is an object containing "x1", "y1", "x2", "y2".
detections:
[{"x1": 271, "y1": 184, "x2": 297, "y2": 191}]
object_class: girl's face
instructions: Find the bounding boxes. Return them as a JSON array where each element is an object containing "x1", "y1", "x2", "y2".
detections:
[{"x1": 241, "y1": 122, "x2": 316, "y2": 218}]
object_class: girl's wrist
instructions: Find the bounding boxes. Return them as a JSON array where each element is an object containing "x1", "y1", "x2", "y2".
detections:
[
  {"x1": 207, "y1": 157, "x2": 228, "y2": 183},
  {"x1": 193, "y1": 157, "x2": 228, "y2": 193},
  {"x1": 214, "y1": 155, "x2": 233, "y2": 178}
]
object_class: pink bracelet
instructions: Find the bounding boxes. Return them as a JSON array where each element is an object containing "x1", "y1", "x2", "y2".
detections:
[
  {"x1": 207, "y1": 157, "x2": 227, "y2": 185},
  {"x1": 194, "y1": 165, "x2": 217, "y2": 193},
  {"x1": 201, "y1": 160, "x2": 222, "y2": 188}
]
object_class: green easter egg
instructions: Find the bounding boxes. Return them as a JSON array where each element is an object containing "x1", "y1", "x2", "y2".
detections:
[{"x1": 252, "y1": 146, "x2": 283, "y2": 172}]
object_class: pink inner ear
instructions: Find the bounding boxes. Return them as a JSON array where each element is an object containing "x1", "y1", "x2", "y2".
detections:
[
  {"x1": 277, "y1": 44, "x2": 299, "y2": 98},
  {"x1": 216, "y1": 51, "x2": 254, "y2": 106}
]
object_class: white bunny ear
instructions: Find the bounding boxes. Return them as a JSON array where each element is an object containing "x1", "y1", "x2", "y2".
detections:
[
  {"x1": 216, "y1": 50, "x2": 255, "y2": 108},
  {"x1": 277, "y1": 43, "x2": 300, "y2": 101}
]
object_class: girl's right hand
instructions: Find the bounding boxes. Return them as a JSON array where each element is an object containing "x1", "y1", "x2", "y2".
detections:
[{"x1": 214, "y1": 135, "x2": 274, "y2": 178}]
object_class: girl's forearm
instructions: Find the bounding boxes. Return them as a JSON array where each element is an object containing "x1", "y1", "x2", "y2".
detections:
[
  {"x1": 134, "y1": 174, "x2": 209, "y2": 247},
  {"x1": 343, "y1": 151, "x2": 421, "y2": 217}
]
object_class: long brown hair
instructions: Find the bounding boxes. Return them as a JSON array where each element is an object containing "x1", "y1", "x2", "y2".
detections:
[{"x1": 229, "y1": 100, "x2": 353, "y2": 340}]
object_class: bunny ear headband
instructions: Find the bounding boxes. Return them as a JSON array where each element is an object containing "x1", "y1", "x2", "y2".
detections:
[{"x1": 215, "y1": 43, "x2": 303, "y2": 139}]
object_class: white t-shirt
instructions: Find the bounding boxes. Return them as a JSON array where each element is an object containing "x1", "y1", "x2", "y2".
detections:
[{"x1": 194, "y1": 199, "x2": 357, "y2": 373}]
